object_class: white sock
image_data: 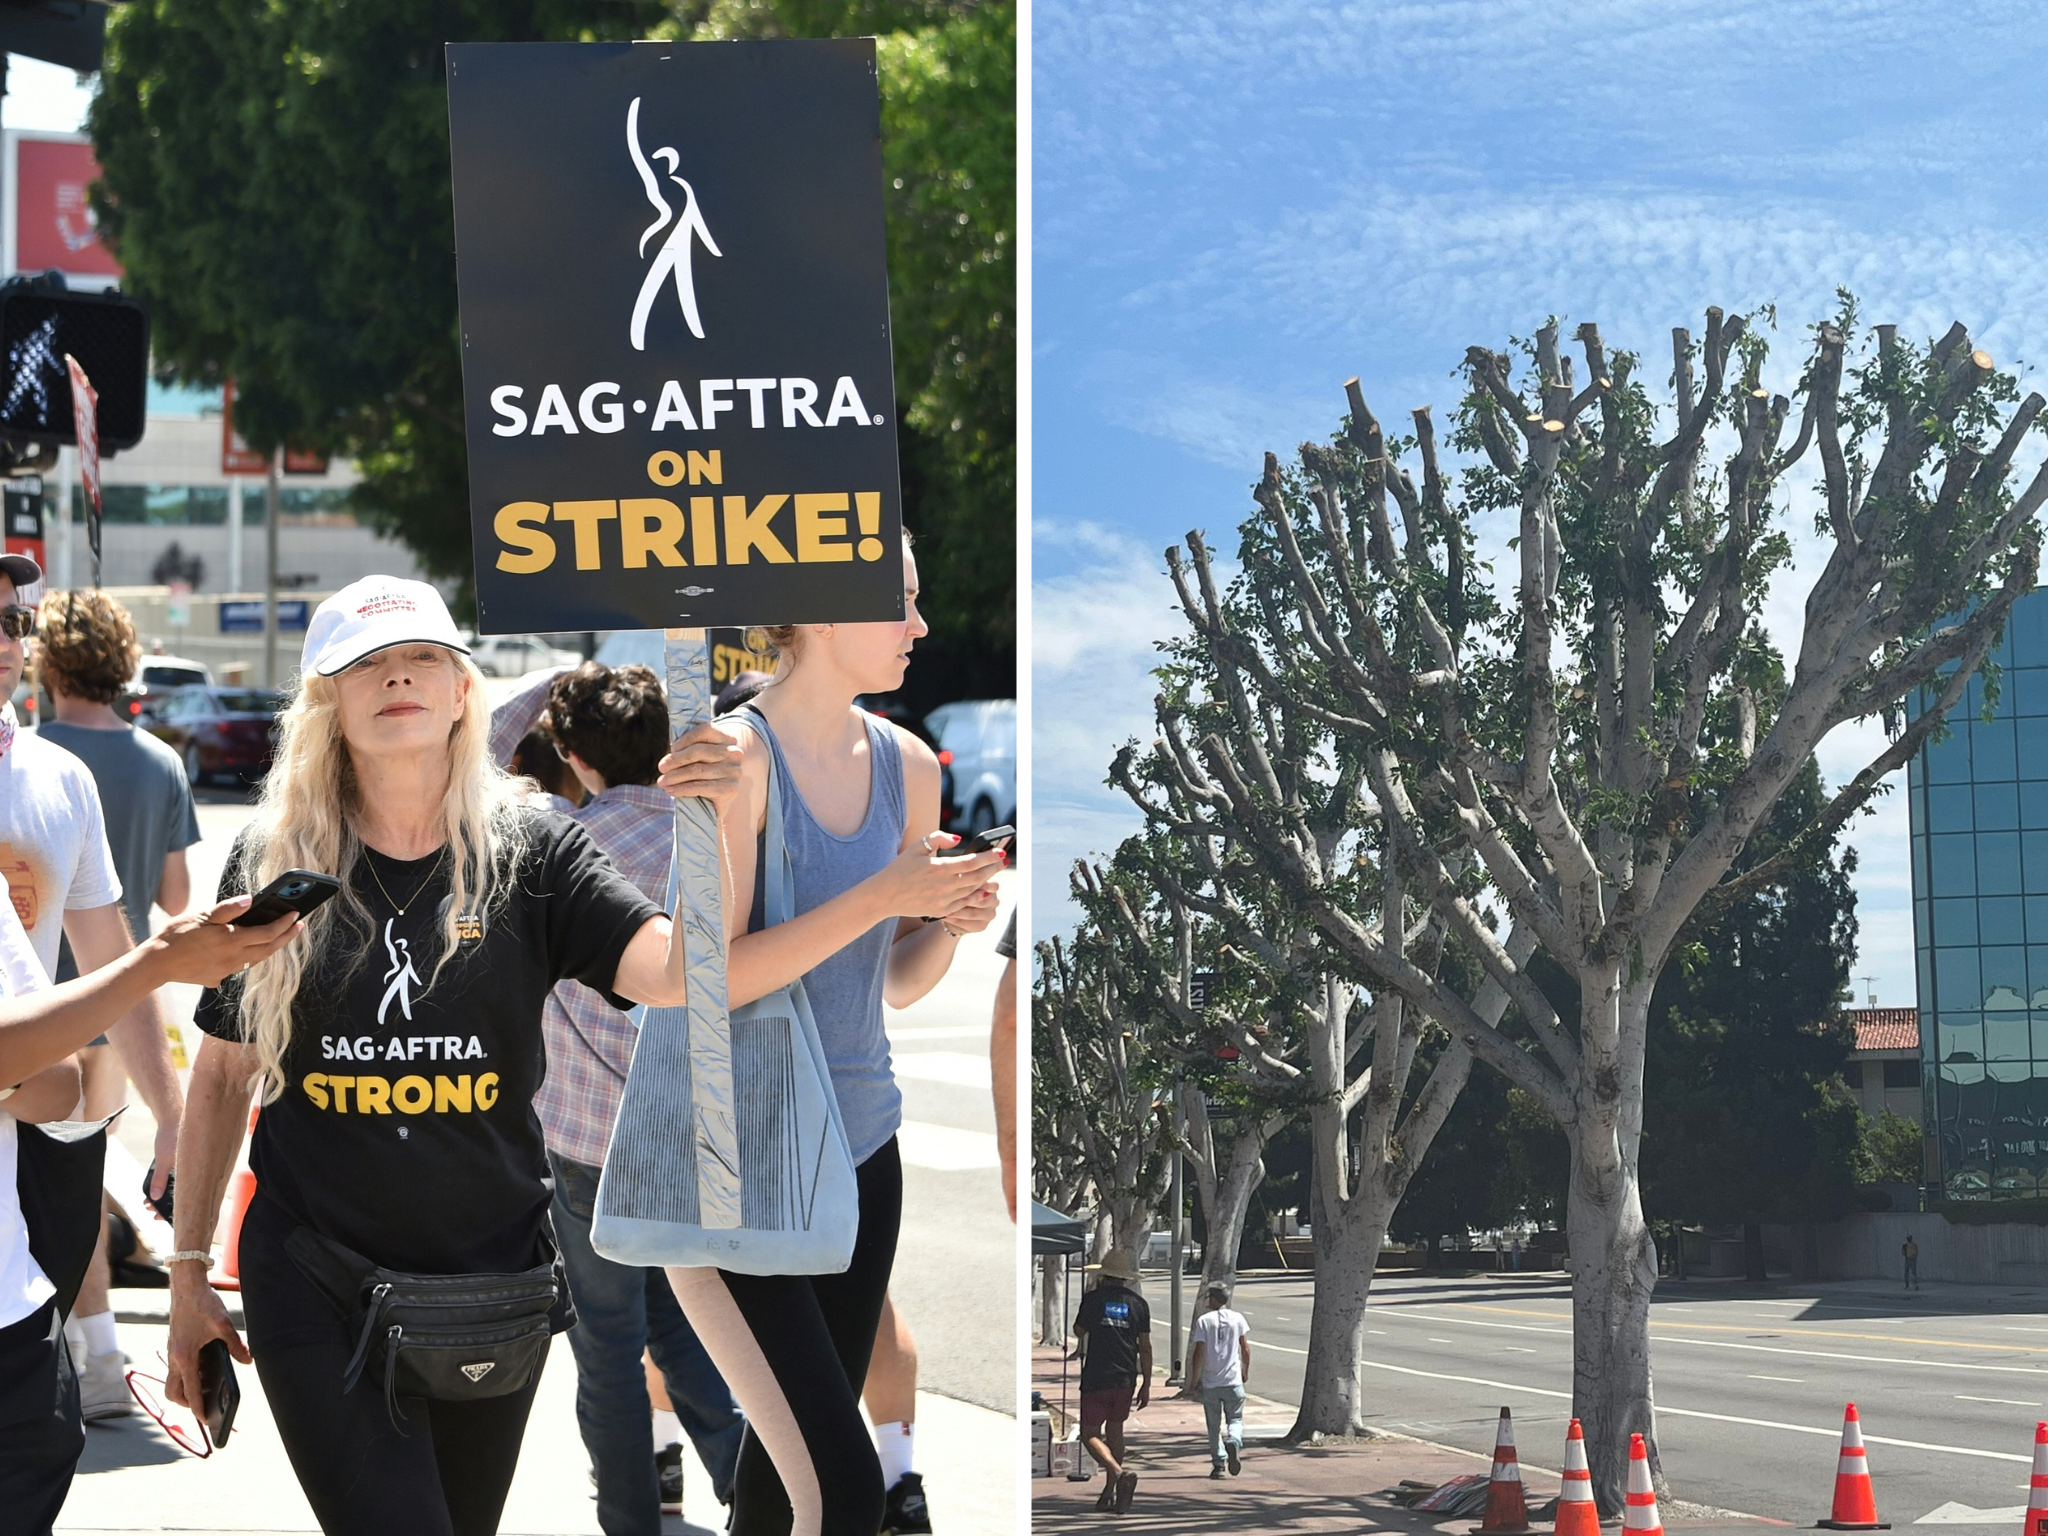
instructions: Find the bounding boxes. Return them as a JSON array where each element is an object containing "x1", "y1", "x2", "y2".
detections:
[
  {"x1": 80, "y1": 1310, "x2": 118, "y2": 1358},
  {"x1": 875, "y1": 1420, "x2": 915, "y2": 1486},
  {"x1": 652, "y1": 1408, "x2": 682, "y2": 1450},
  {"x1": 63, "y1": 1314, "x2": 87, "y2": 1371}
]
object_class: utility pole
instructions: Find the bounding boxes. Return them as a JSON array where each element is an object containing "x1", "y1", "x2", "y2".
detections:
[
  {"x1": 263, "y1": 450, "x2": 279, "y2": 688},
  {"x1": 227, "y1": 475, "x2": 244, "y2": 592}
]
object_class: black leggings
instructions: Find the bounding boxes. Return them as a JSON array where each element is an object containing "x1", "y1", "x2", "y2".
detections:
[
  {"x1": 238, "y1": 1195, "x2": 544, "y2": 1536},
  {"x1": 666, "y1": 1137, "x2": 901, "y2": 1536}
]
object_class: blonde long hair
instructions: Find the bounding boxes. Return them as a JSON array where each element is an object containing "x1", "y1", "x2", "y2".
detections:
[{"x1": 230, "y1": 655, "x2": 528, "y2": 1102}]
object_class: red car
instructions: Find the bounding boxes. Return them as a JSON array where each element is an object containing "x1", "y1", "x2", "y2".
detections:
[{"x1": 144, "y1": 685, "x2": 284, "y2": 787}]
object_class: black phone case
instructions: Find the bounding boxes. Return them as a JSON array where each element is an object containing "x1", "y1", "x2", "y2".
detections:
[
  {"x1": 198, "y1": 1338, "x2": 239, "y2": 1448},
  {"x1": 241, "y1": 870, "x2": 343, "y2": 927}
]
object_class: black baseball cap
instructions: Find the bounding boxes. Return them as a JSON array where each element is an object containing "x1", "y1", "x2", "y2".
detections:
[{"x1": 0, "y1": 553, "x2": 42, "y2": 592}]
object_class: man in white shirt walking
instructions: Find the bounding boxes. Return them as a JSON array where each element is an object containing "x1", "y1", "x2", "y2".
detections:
[{"x1": 1187, "y1": 1282, "x2": 1252, "y2": 1478}]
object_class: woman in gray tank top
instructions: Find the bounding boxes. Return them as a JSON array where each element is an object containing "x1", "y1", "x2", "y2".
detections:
[{"x1": 666, "y1": 541, "x2": 1003, "y2": 1536}]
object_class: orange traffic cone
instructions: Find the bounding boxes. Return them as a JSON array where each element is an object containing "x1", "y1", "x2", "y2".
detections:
[
  {"x1": 1623, "y1": 1434, "x2": 1663, "y2": 1536},
  {"x1": 1555, "y1": 1419, "x2": 1601, "y2": 1536},
  {"x1": 1479, "y1": 1406, "x2": 1533, "y2": 1535},
  {"x1": 1819, "y1": 1403, "x2": 1889, "y2": 1529},
  {"x1": 2023, "y1": 1422, "x2": 2048, "y2": 1536}
]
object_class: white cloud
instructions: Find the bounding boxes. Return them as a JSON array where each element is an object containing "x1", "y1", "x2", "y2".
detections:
[{"x1": 1030, "y1": 519, "x2": 1191, "y2": 938}]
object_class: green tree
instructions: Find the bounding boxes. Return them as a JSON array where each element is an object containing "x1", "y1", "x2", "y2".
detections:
[
  {"x1": 1861, "y1": 1109, "x2": 1925, "y2": 1186},
  {"x1": 90, "y1": 0, "x2": 1013, "y2": 680},
  {"x1": 1641, "y1": 763, "x2": 1865, "y2": 1277}
]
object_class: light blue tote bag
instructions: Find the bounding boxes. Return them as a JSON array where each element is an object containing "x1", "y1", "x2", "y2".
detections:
[{"x1": 590, "y1": 667, "x2": 859, "y2": 1275}]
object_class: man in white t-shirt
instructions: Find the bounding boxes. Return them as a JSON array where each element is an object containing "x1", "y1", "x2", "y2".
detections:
[
  {"x1": 0, "y1": 557, "x2": 183, "y2": 1420},
  {"x1": 1187, "y1": 1282, "x2": 1252, "y2": 1478}
]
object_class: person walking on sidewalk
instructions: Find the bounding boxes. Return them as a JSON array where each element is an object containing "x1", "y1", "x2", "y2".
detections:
[
  {"x1": 489, "y1": 660, "x2": 746, "y2": 1532},
  {"x1": 666, "y1": 538, "x2": 1002, "y2": 1536},
  {"x1": 0, "y1": 562, "x2": 185, "y2": 1425},
  {"x1": 162, "y1": 578, "x2": 741, "y2": 1536},
  {"x1": 1186, "y1": 1283, "x2": 1251, "y2": 1479},
  {"x1": 1074, "y1": 1252, "x2": 1151, "y2": 1514},
  {"x1": 37, "y1": 588, "x2": 203, "y2": 1415},
  {"x1": 1903, "y1": 1235, "x2": 1920, "y2": 1291}
]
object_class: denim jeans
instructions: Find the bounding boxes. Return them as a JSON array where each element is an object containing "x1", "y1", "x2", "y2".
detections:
[
  {"x1": 551, "y1": 1152, "x2": 747, "y2": 1535},
  {"x1": 1203, "y1": 1383, "x2": 1245, "y2": 1466}
]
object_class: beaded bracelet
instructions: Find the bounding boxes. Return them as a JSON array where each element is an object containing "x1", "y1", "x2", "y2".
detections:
[{"x1": 165, "y1": 1251, "x2": 214, "y2": 1267}]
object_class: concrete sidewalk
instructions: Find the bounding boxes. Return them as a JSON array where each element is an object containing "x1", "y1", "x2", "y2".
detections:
[
  {"x1": 1029, "y1": 1347, "x2": 1777, "y2": 1536},
  {"x1": 59, "y1": 1315, "x2": 1015, "y2": 1534}
]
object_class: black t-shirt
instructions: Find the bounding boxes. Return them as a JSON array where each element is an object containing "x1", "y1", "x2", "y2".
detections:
[
  {"x1": 1075, "y1": 1282, "x2": 1150, "y2": 1391},
  {"x1": 196, "y1": 811, "x2": 662, "y2": 1279}
]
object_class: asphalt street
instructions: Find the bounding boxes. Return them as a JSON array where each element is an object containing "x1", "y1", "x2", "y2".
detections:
[{"x1": 1217, "y1": 1268, "x2": 2048, "y2": 1527}]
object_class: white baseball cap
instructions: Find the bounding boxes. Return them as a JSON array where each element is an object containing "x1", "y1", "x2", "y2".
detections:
[{"x1": 302, "y1": 576, "x2": 471, "y2": 677}]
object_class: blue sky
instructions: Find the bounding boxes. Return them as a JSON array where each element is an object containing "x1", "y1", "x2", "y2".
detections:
[{"x1": 1032, "y1": 0, "x2": 2048, "y2": 1007}]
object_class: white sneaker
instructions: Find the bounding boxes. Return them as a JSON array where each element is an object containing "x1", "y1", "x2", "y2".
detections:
[{"x1": 79, "y1": 1349, "x2": 132, "y2": 1421}]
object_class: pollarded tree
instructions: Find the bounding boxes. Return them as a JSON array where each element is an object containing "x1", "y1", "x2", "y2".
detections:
[
  {"x1": 1113, "y1": 690, "x2": 1532, "y2": 1439},
  {"x1": 1164, "y1": 302, "x2": 2045, "y2": 1503},
  {"x1": 1074, "y1": 841, "x2": 1305, "y2": 1347},
  {"x1": 1032, "y1": 911, "x2": 1176, "y2": 1281}
]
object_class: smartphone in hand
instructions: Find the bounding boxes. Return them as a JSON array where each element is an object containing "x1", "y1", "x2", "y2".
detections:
[
  {"x1": 237, "y1": 870, "x2": 342, "y2": 927},
  {"x1": 937, "y1": 825, "x2": 1014, "y2": 859},
  {"x1": 198, "y1": 1337, "x2": 240, "y2": 1448}
]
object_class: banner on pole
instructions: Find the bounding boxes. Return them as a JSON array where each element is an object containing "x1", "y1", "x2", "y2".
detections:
[
  {"x1": 447, "y1": 40, "x2": 906, "y2": 635},
  {"x1": 63, "y1": 352, "x2": 99, "y2": 585}
]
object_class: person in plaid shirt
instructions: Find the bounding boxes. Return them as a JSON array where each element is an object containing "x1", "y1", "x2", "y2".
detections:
[{"x1": 492, "y1": 661, "x2": 744, "y2": 1532}]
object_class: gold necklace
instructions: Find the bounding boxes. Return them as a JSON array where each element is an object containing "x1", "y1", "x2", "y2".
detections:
[{"x1": 364, "y1": 848, "x2": 445, "y2": 917}]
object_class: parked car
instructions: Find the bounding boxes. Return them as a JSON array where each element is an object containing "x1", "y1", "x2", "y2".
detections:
[
  {"x1": 923, "y1": 699, "x2": 1016, "y2": 836},
  {"x1": 470, "y1": 634, "x2": 581, "y2": 677},
  {"x1": 122, "y1": 655, "x2": 214, "y2": 724},
  {"x1": 145, "y1": 685, "x2": 284, "y2": 786}
]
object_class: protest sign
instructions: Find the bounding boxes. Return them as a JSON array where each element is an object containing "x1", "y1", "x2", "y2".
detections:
[{"x1": 446, "y1": 39, "x2": 906, "y2": 635}]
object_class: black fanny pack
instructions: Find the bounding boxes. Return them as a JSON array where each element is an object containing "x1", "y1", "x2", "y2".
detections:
[{"x1": 285, "y1": 1224, "x2": 568, "y2": 1430}]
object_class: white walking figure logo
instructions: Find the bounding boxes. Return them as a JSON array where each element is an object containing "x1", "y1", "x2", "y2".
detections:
[
  {"x1": 378, "y1": 918, "x2": 422, "y2": 1026},
  {"x1": 627, "y1": 96, "x2": 721, "y2": 350}
]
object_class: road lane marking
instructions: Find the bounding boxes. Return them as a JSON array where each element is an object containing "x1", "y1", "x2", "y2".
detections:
[
  {"x1": 1428, "y1": 1337, "x2": 1456, "y2": 1343},
  {"x1": 1955, "y1": 1395, "x2": 2042, "y2": 1407},
  {"x1": 1504, "y1": 1347, "x2": 1537, "y2": 1353},
  {"x1": 1918, "y1": 1502, "x2": 2029, "y2": 1524},
  {"x1": 1386, "y1": 1308, "x2": 2048, "y2": 1378},
  {"x1": 1338, "y1": 1359, "x2": 2030, "y2": 1463},
  {"x1": 1460, "y1": 1302, "x2": 2048, "y2": 1357},
  {"x1": 1748, "y1": 1374, "x2": 1804, "y2": 1383}
]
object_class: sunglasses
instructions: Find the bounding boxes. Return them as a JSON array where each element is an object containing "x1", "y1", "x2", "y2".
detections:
[
  {"x1": 126, "y1": 1360, "x2": 214, "y2": 1458},
  {"x1": 0, "y1": 605, "x2": 34, "y2": 641}
]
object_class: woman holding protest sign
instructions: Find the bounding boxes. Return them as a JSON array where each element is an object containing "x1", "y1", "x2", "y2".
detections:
[
  {"x1": 672, "y1": 538, "x2": 1003, "y2": 1536},
  {"x1": 161, "y1": 576, "x2": 741, "y2": 1536}
]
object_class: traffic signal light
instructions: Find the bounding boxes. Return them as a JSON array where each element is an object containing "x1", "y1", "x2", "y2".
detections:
[{"x1": 0, "y1": 279, "x2": 149, "y2": 452}]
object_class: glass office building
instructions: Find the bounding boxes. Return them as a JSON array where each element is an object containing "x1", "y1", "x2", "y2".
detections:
[{"x1": 1912, "y1": 587, "x2": 2048, "y2": 1199}]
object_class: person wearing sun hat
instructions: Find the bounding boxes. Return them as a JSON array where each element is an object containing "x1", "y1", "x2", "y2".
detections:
[
  {"x1": 1074, "y1": 1249, "x2": 1152, "y2": 1514},
  {"x1": 161, "y1": 574, "x2": 746, "y2": 1535}
]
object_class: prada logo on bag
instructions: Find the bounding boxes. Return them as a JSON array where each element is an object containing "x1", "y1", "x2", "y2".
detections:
[{"x1": 461, "y1": 1361, "x2": 497, "y2": 1383}]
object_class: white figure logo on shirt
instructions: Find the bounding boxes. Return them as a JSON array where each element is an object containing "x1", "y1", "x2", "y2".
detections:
[{"x1": 378, "y1": 919, "x2": 423, "y2": 1026}]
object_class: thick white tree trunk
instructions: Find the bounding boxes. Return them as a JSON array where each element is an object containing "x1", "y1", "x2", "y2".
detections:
[
  {"x1": 1038, "y1": 1254, "x2": 1067, "y2": 1346},
  {"x1": 1289, "y1": 1170, "x2": 1397, "y2": 1438},
  {"x1": 1567, "y1": 987, "x2": 1660, "y2": 1512}
]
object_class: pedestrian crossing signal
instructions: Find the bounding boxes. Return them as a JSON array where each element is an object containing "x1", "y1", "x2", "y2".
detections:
[{"x1": 0, "y1": 280, "x2": 149, "y2": 452}]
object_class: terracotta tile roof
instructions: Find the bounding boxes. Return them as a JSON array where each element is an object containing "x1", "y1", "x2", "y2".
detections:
[{"x1": 1844, "y1": 1007, "x2": 1919, "y2": 1053}]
